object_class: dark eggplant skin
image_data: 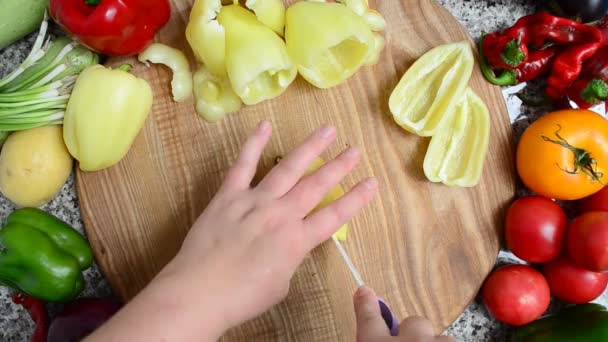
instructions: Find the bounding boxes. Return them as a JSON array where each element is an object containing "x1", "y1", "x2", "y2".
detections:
[
  {"x1": 47, "y1": 298, "x2": 121, "y2": 342},
  {"x1": 546, "y1": 0, "x2": 608, "y2": 22}
]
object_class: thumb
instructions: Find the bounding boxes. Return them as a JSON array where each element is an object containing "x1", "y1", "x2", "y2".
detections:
[{"x1": 354, "y1": 286, "x2": 390, "y2": 341}]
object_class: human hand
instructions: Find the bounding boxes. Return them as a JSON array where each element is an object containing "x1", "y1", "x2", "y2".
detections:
[
  {"x1": 354, "y1": 287, "x2": 456, "y2": 342},
  {"x1": 160, "y1": 121, "x2": 378, "y2": 337}
]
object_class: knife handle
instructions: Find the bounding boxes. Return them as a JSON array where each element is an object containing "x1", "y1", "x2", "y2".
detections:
[{"x1": 378, "y1": 298, "x2": 399, "y2": 336}]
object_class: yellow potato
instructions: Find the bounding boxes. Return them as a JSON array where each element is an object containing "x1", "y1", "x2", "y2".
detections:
[{"x1": 0, "y1": 125, "x2": 73, "y2": 207}]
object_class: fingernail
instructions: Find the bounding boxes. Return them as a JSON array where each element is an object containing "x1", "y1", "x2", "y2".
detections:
[
  {"x1": 363, "y1": 178, "x2": 378, "y2": 190},
  {"x1": 319, "y1": 125, "x2": 335, "y2": 139},
  {"x1": 257, "y1": 120, "x2": 270, "y2": 133},
  {"x1": 355, "y1": 286, "x2": 375, "y2": 300}
]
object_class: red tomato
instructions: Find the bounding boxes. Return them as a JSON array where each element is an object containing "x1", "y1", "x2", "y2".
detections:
[
  {"x1": 578, "y1": 187, "x2": 608, "y2": 213},
  {"x1": 505, "y1": 196, "x2": 567, "y2": 263},
  {"x1": 481, "y1": 265, "x2": 550, "y2": 326},
  {"x1": 568, "y1": 212, "x2": 608, "y2": 272},
  {"x1": 543, "y1": 256, "x2": 608, "y2": 304}
]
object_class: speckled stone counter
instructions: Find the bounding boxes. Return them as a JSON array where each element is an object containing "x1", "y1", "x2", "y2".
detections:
[{"x1": 3, "y1": 1, "x2": 598, "y2": 341}]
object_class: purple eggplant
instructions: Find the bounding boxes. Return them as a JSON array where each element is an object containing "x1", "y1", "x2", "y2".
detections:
[
  {"x1": 546, "y1": 0, "x2": 608, "y2": 22},
  {"x1": 47, "y1": 298, "x2": 121, "y2": 342}
]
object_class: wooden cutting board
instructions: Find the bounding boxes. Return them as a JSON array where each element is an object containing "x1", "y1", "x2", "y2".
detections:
[{"x1": 77, "y1": 0, "x2": 515, "y2": 339}]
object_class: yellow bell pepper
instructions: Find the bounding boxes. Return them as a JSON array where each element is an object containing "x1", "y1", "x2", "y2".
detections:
[
  {"x1": 422, "y1": 88, "x2": 490, "y2": 187},
  {"x1": 186, "y1": 0, "x2": 292, "y2": 120},
  {"x1": 305, "y1": 157, "x2": 348, "y2": 241},
  {"x1": 217, "y1": 5, "x2": 296, "y2": 105},
  {"x1": 285, "y1": 1, "x2": 385, "y2": 89},
  {"x1": 63, "y1": 64, "x2": 152, "y2": 171},
  {"x1": 389, "y1": 41, "x2": 474, "y2": 137}
]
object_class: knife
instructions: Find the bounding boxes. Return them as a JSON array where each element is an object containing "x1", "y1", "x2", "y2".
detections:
[{"x1": 331, "y1": 236, "x2": 399, "y2": 336}]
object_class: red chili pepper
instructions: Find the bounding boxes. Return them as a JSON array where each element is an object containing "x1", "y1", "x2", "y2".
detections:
[
  {"x1": 546, "y1": 42, "x2": 602, "y2": 99},
  {"x1": 12, "y1": 292, "x2": 49, "y2": 342},
  {"x1": 482, "y1": 12, "x2": 602, "y2": 70},
  {"x1": 49, "y1": 0, "x2": 171, "y2": 56},
  {"x1": 481, "y1": 45, "x2": 558, "y2": 86},
  {"x1": 567, "y1": 46, "x2": 608, "y2": 108}
]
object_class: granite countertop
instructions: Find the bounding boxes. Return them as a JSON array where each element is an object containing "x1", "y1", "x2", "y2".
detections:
[{"x1": 2, "y1": 1, "x2": 601, "y2": 341}]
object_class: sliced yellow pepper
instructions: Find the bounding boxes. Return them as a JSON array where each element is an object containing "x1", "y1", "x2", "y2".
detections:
[
  {"x1": 186, "y1": 0, "x2": 292, "y2": 119},
  {"x1": 217, "y1": 5, "x2": 296, "y2": 105},
  {"x1": 193, "y1": 65, "x2": 242, "y2": 122},
  {"x1": 63, "y1": 65, "x2": 152, "y2": 171},
  {"x1": 305, "y1": 157, "x2": 348, "y2": 241},
  {"x1": 138, "y1": 43, "x2": 193, "y2": 102},
  {"x1": 285, "y1": 1, "x2": 385, "y2": 89},
  {"x1": 389, "y1": 41, "x2": 474, "y2": 137},
  {"x1": 423, "y1": 88, "x2": 490, "y2": 187},
  {"x1": 186, "y1": 0, "x2": 227, "y2": 77},
  {"x1": 337, "y1": 0, "x2": 386, "y2": 31},
  {"x1": 244, "y1": 0, "x2": 286, "y2": 36}
]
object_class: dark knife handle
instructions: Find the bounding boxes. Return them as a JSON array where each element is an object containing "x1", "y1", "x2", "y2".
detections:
[{"x1": 378, "y1": 298, "x2": 399, "y2": 336}]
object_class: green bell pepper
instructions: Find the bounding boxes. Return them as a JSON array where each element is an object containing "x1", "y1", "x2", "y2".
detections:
[
  {"x1": 511, "y1": 304, "x2": 608, "y2": 342},
  {"x1": 0, "y1": 208, "x2": 93, "y2": 302}
]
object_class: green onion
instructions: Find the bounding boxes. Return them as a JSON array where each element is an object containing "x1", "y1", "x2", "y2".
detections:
[{"x1": 0, "y1": 14, "x2": 98, "y2": 142}]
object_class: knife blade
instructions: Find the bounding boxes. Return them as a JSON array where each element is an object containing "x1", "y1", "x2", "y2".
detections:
[{"x1": 331, "y1": 236, "x2": 399, "y2": 336}]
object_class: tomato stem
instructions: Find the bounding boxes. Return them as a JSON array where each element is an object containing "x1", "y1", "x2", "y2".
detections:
[{"x1": 541, "y1": 125, "x2": 606, "y2": 185}]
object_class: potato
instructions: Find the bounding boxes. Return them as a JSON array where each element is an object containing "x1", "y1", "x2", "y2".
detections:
[{"x1": 0, "y1": 125, "x2": 73, "y2": 207}]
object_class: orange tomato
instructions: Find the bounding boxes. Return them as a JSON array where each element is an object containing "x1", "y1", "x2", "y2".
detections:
[{"x1": 517, "y1": 109, "x2": 608, "y2": 200}]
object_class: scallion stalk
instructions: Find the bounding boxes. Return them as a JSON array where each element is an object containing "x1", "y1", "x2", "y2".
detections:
[{"x1": 0, "y1": 14, "x2": 98, "y2": 142}]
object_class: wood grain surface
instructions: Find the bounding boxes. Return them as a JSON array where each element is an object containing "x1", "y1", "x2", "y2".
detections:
[{"x1": 77, "y1": 0, "x2": 516, "y2": 339}]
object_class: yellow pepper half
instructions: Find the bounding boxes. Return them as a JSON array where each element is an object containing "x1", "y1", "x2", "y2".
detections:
[
  {"x1": 285, "y1": 1, "x2": 385, "y2": 89},
  {"x1": 423, "y1": 88, "x2": 490, "y2": 187},
  {"x1": 63, "y1": 65, "x2": 153, "y2": 171},
  {"x1": 389, "y1": 41, "x2": 474, "y2": 137},
  {"x1": 186, "y1": 0, "x2": 292, "y2": 120}
]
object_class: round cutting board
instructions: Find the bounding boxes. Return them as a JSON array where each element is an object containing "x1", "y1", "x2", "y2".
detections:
[{"x1": 77, "y1": 0, "x2": 515, "y2": 339}]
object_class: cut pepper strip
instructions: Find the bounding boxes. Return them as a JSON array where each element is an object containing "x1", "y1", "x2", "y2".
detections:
[
  {"x1": 138, "y1": 43, "x2": 193, "y2": 102},
  {"x1": 423, "y1": 88, "x2": 490, "y2": 187}
]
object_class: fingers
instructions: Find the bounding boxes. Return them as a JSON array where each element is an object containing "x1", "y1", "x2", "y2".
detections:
[
  {"x1": 222, "y1": 121, "x2": 272, "y2": 192},
  {"x1": 354, "y1": 287, "x2": 390, "y2": 342},
  {"x1": 398, "y1": 317, "x2": 435, "y2": 340},
  {"x1": 303, "y1": 178, "x2": 377, "y2": 248},
  {"x1": 257, "y1": 125, "x2": 336, "y2": 197},
  {"x1": 283, "y1": 146, "x2": 361, "y2": 216}
]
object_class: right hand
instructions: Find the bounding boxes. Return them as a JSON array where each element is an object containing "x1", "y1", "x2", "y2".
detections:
[{"x1": 354, "y1": 287, "x2": 456, "y2": 342}]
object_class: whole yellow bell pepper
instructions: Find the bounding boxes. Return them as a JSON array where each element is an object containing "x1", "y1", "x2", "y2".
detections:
[
  {"x1": 285, "y1": 1, "x2": 385, "y2": 89},
  {"x1": 63, "y1": 64, "x2": 153, "y2": 171},
  {"x1": 186, "y1": 0, "x2": 292, "y2": 120}
]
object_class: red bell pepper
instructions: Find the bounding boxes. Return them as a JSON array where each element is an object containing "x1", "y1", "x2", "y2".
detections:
[{"x1": 49, "y1": 0, "x2": 171, "y2": 56}]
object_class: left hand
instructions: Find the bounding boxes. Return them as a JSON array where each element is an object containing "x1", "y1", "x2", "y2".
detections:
[{"x1": 167, "y1": 121, "x2": 377, "y2": 336}]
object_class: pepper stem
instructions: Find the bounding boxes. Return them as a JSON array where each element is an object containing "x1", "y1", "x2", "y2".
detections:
[
  {"x1": 117, "y1": 64, "x2": 133, "y2": 73},
  {"x1": 581, "y1": 79, "x2": 608, "y2": 105},
  {"x1": 479, "y1": 33, "x2": 518, "y2": 86},
  {"x1": 501, "y1": 40, "x2": 526, "y2": 68},
  {"x1": 84, "y1": 0, "x2": 101, "y2": 5},
  {"x1": 541, "y1": 125, "x2": 606, "y2": 185}
]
